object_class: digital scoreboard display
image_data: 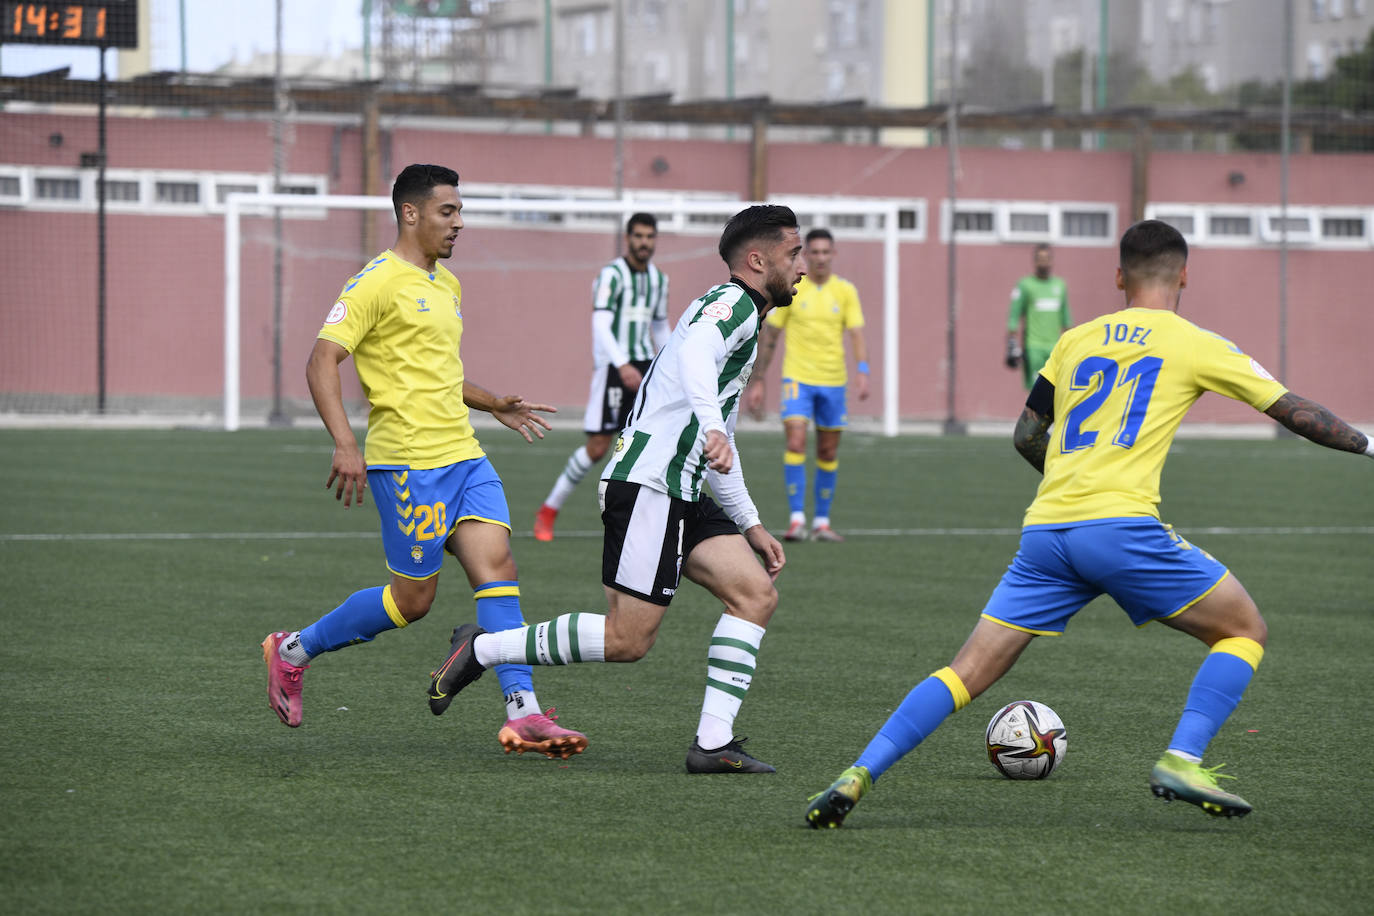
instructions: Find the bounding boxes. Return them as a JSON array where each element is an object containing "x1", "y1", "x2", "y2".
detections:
[{"x1": 3, "y1": 2, "x2": 137, "y2": 48}]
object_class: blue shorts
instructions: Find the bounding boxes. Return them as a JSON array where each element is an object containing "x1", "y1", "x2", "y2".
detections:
[
  {"x1": 370, "y1": 457, "x2": 511, "y2": 580},
  {"x1": 980, "y1": 518, "x2": 1229, "y2": 635},
  {"x1": 780, "y1": 379, "x2": 847, "y2": 430}
]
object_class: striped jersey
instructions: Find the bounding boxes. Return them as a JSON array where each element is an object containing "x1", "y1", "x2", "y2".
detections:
[
  {"x1": 603, "y1": 280, "x2": 762, "y2": 500},
  {"x1": 592, "y1": 257, "x2": 670, "y2": 366},
  {"x1": 1024, "y1": 307, "x2": 1287, "y2": 528},
  {"x1": 317, "y1": 250, "x2": 483, "y2": 470}
]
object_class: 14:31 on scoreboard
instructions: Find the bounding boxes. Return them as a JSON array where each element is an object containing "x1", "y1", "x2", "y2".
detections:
[{"x1": 3, "y1": 1, "x2": 137, "y2": 48}]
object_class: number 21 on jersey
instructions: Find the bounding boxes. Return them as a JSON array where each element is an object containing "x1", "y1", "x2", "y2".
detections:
[{"x1": 1060, "y1": 356, "x2": 1163, "y2": 452}]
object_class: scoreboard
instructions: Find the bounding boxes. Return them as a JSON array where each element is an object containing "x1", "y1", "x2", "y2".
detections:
[{"x1": 3, "y1": 1, "x2": 137, "y2": 48}]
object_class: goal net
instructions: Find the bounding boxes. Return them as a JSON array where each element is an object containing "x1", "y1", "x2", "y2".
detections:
[{"x1": 221, "y1": 193, "x2": 901, "y2": 435}]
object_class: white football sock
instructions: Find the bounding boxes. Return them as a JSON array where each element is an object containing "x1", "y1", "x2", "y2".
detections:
[
  {"x1": 474, "y1": 613, "x2": 606, "y2": 666},
  {"x1": 696, "y1": 615, "x2": 766, "y2": 750}
]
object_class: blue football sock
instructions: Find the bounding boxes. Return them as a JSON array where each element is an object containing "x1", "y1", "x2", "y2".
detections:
[
  {"x1": 298, "y1": 585, "x2": 403, "y2": 657},
  {"x1": 855, "y1": 670, "x2": 967, "y2": 780},
  {"x1": 814, "y1": 458, "x2": 838, "y2": 521},
  {"x1": 1167, "y1": 638, "x2": 1263, "y2": 758},
  {"x1": 784, "y1": 451, "x2": 807, "y2": 515},
  {"x1": 473, "y1": 581, "x2": 534, "y2": 698}
]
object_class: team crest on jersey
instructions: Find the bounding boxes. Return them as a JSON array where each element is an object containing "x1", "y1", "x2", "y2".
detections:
[
  {"x1": 1249, "y1": 358, "x2": 1275, "y2": 381},
  {"x1": 702, "y1": 301, "x2": 733, "y2": 321},
  {"x1": 325, "y1": 301, "x2": 347, "y2": 324},
  {"x1": 411, "y1": 545, "x2": 424, "y2": 564}
]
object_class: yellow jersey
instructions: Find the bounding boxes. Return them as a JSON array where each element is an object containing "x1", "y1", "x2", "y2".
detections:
[
  {"x1": 1024, "y1": 307, "x2": 1286, "y2": 527},
  {"x1": 317, "y1": 250, "x2": 483, "y2": 470},
  {"x1": 765, "y1": 273, "x2": 864, "y2": 387}
]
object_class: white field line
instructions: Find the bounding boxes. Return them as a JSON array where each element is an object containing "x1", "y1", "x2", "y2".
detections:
[{"x1": 3, "y1": 525, "x2": 1373, "y2": 543}]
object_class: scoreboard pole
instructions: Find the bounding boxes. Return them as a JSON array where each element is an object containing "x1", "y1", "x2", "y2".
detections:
[{"x1": 3, "y1": 2, "x2": 140, "y2": 412}]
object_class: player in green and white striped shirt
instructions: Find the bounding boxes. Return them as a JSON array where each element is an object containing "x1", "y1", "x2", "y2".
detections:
[
  {"x1": 427, "y1": 206, "x2": 804, "y2": 774},
  {"x1": 535, "y1": 213, "x2": 670, "y2": 540}
]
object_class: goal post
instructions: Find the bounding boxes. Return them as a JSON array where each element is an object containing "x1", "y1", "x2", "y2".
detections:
[{"x1": 223, "y1": 193, "x2": 901, "y2": 435}]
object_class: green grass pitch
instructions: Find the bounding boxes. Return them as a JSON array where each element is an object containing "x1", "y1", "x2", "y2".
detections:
[{"x1": 1, "y1": 427, "x2": 1370, "y2": 914}]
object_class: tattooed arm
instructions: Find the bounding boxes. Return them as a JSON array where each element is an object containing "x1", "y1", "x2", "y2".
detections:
[
  {"x1": 1013, "y1": 406, "x2": 1053, "y2": 474},
  {"x1": 1013, "y1": 375, "x2": 1056, "y2": 474},
  {"x1": 1264, "y1": 392, "x2": 1372, "y2": 456}
]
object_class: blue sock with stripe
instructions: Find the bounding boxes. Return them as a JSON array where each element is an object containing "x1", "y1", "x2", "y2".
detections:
[
  {"x1": 856, "y1": 668, "x2": 971, "y2": 780},
  {"x1": 814, "y1": 458, "x2": 838, "y2": 521},
  {"x1": 1167, "y1": 637, "x2": 1264, "y2": 758},
  {"x1": 784, "y1": 451, "x2": 807, "y2": 515},
  {"x1": 473, "y1": 581, "x2": 534, "y2": 698},
  {"x1": 298, "y1": 585, "x2": 405, "y2": 658}
]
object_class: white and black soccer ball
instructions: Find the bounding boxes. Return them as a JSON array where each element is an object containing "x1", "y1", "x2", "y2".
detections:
[{"x1": 985, "y1": 700, "x2": 1068, "y2": 780}]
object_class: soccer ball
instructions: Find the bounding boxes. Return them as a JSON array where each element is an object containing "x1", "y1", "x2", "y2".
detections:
[{"x1": 985, "y1": 700, "x2": 1068, "y2": 780}]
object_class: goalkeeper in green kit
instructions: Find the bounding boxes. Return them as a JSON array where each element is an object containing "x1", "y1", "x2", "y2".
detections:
[{"x1": 1005, "y1": 243, "x2": 1071, "y2": 389}]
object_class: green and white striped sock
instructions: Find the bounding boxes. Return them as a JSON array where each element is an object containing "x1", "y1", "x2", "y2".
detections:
[
  {"x1": 474, "y1": 612, "x2": 606, "y2": 666},
  {"x1": 695, "y1": 615, "x2": 765, "y2": 750}
]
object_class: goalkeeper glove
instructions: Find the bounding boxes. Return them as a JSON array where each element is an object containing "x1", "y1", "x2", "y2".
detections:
[{"x1": 1005, "y1": 340, "x2": 1022, "y2": 369}]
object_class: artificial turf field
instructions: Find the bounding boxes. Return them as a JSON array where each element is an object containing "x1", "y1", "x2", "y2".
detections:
[{"x1": 1, "y1": 426, "x2": 1370, "y2": 914}]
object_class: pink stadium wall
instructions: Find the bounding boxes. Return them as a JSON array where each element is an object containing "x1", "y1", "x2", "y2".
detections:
[{"x1": 2, "y1": 112, "x2": 1372, "y2": 425}]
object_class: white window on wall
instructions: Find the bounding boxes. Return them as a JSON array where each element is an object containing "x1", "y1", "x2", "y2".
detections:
[
  {"x1": 575, "y1": 14, "x2": 596, "y2": 56},
  {"x1": 954, "y1": 210, "x2": 994, "y2": 233},
  {"x1": 155, "y1": 180, "x2": 200, "y2": 204},
  {"x1": 1061, "y1": 208, "x2": 1111, "y2": 239},
  {"x1": 100, "y1": 179, "x2": 141, "y2": 203},
  {"x1": 1311, "y1": 0, "x2": 1326, "y2": 20},
  {"x1": 1260, "y1": 209, "x2": 1316, "y2": 243},
  {"x1": 1007, "y1": 210, "x2": 1051, "y2": 237},
  {"x1": 1331, "y1": 0, "x2": 1344, "y2": 17},
  {"x1": 216, "y1": 182, "x2": 260, "y2": 204},
  {"x1": 1149, "y1": 208, "x2": 1199, "y2": 238},
  {"x1": 0, "y1": 173, "x2": 21, "y2": 200},
  {"x1": 1208, "y1": 213, "x2": 1253, "y2": 238},
  {"x1": 1319, "y1": 212, "x2": 1369, "y2": 245},
  {"x1": 35, "y1": 176, "x2": 80, "y2": 200},
  {"x1": 1308, "y1": 41, "x2": 1326, "y2": 77}
]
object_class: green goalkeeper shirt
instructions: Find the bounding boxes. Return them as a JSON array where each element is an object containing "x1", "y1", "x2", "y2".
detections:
[{"x1": 1007, "y1": 275, "x2": 1070, "y2": 351}]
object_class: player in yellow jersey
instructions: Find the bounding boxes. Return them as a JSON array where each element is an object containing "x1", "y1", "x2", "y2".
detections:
[
  {"x1": 744, "y1": 228, "x2": 869, "y2": 542},
  {"x1": 260, "y1": 164, "x2": 587, "y2": 759},
  {"x1": 806, "y1": 219, "x2": 1374, "y2": 828}
]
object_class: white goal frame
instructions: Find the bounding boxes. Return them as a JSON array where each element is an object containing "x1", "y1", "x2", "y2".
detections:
[{"x1": 223, "y1": 193, "x2": 901, "y2": 434}]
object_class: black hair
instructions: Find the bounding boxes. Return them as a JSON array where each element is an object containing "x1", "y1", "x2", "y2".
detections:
[
  {"x1": 392, "y1": 163, "x2": 460, "y2": 221},
  {"x1": 805, "y1": 228, "x2": 834, "y2": 245},
  {"x1": 1034, "y1": 242, "x2": 1052, "y2": 254},
  {"x1": 718, "y1": 205, "x2": 799, "y2": 267},
  {"x1": 1119, "y1": 219, "x2": 1188, "y2": 287},
  {"x1": 626, "y1": 212, "x2": 657, "y2": 234}
]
